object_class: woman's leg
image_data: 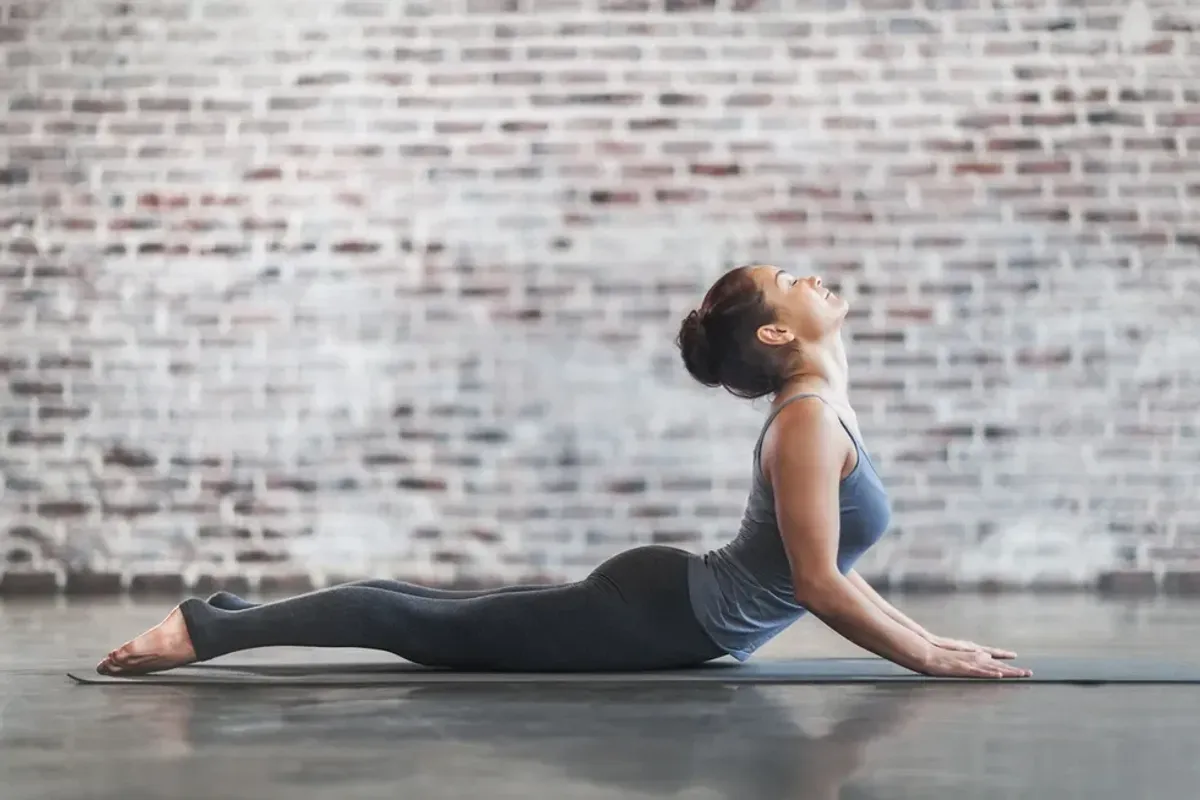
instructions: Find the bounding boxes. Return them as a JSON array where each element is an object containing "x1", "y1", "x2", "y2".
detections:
[
  {"x1": 205, "y1": 579, "x2": 559, "y2": 611},
  {"x1": 98, "y1": 546, "x2": 724, "y2": 675},
  {"x1": 182, "y1": 580, "x2": 643, "y2": 671}
]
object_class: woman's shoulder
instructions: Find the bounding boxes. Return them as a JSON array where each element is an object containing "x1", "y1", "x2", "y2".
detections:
[{"x1": 758, "y1": 394, "x2": 852, "y2": 480}]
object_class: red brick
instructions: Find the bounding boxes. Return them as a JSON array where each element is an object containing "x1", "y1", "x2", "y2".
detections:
[
  {"x1": 72, "y1": 97, "x2": 126, "y2": 114},
  {"x1": 138, "y1": 97, "x2": 190, "y2": 112},
  {"x1": 1164, "y1": 573, "x2": 1200, "y2": 595},
  {"x1": 236, "y1": 549, "x2": 289, "y2": 565},
  {"x1": 9, "y1": 380, "x2": 63, "y2": 397},
  {"x1": 244, "y1": 167, "x2": 283, "y2": 181},
  {"x1": 958, "y1": 112, "x2": 1010, "y2": 129},
  {"x1": 1083, "y1": 209, "x2": 1139, "y2": 224},
  {"x1": 825, "y1": 114, "x2": 877, "y2": 130},
  {"x1": 954, "y1": 162, "x2": 1004, "y2": 175},
  {"x1": 859, "y1": 43, "x2": 904, "y2": 59},
  {"x1": 656, "y1": 187, "x2": 707, "y2": 204},
  {"x1": 129, "y1": 573, "x2": 186, "y2": 595},
  {"x1": 1157, "y1": 111, "x2": 1200, "y2": 127},
  {"x1": 8, "y1": 96, "x2": 61, "y2": 112},
  {"x1": 724, "y1": 92, "x2": 774, "y2": 108},
  {"x1": 823, "y1": 210, "x2": 874, "y2": 224},
  {"x1": 757, "y1": 210, "x2": 808, "y2": 224},
  {"x1": 986, "y1": 40, "x2": 1038, "y2": 56},
  {"x1": 0, "y1": 572, "x2": 59, "y2": 596},
  {"x1": 64, "y1": 571, "x2": 123, "y2": 596},
  {"x1": 1086, "y1": 109, "x2": 1143, "y2": 126},
  {"x1": 623, "y1": 164, "x2": 674, "y2": 179},
  {"x1": 1097, "y1": 571, "x2": 1159, "y2": 595},
  {"x1": 1017, "y1": 159, "x2": 1072, "y2": 175},
  {"x1": 260, "y1": 573, "x2": 315, "y2": 594},
  {"x1": 689, "y1": 163, "x2": 739, "y2": 177},
  {"x1": 923, "y1": 138, "x2": 974, "y2": 153},
  {"x1": 987, "y1": 137, "x2": 1041, "y2": 152}
]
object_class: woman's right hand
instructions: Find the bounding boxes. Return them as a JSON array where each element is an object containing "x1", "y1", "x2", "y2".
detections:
[{"x1": 918, "y1": 649, "x2": 1033, "y2": 680}]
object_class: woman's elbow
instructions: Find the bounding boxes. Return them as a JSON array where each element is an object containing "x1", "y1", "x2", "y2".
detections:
[{"x1": 792, "y1": 569, "x2": 845, "y2": 609}]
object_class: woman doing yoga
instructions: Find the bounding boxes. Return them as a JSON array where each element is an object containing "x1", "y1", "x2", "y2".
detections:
[{"x1": 98, "y1": 265, "x2": 1030, "y2": 680}]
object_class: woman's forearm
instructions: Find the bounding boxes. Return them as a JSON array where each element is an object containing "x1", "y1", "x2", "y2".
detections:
[
  {"x1": 846, "y1": 570, "x2": 930, "y2": 639},
  {"x1": 797, "y1": 573, "x2": 934, "y2": 673}
]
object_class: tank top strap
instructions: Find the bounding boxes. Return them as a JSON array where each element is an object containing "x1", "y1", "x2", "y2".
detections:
[{"x1": 753, "y1": 392, "x2": 864, "y2": 462}]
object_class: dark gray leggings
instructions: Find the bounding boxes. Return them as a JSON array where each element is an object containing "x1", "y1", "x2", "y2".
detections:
[{"x1": 178, "y1": 545, "x2": 726, "y2": 672}]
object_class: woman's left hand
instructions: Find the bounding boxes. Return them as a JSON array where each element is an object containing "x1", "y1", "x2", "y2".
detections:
[{"x1": 924, "y1": 633, "x2": 1017, "y2": 660}]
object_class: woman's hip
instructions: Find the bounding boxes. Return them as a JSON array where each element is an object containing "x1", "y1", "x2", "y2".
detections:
[{"x1": 587, "y1": 544, "x2": 724, "y2": 664}]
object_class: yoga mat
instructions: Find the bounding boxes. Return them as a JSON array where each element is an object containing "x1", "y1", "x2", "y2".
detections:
[{"x1": 67, "y1": 657, "x2": 1200, "y2": 686}]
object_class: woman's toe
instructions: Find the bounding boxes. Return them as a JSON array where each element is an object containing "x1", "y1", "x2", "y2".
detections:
[{"x1": 103, "y1": 643, "x2": 136, "y2": 669}]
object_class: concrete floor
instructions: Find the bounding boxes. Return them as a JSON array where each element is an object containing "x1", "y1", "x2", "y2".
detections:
[{"x1": 2, "y1": 593, "x2": 1199, "y2": 800}]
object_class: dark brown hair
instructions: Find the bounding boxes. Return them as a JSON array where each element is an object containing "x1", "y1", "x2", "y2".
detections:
[{"x1": 676, "y1": 266, "x2": 796, "y2": 400}]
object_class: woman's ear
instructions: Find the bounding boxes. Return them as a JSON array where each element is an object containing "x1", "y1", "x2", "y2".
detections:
[{"x1": 755, "y1": 324, "x2": 795, "y2": 347}]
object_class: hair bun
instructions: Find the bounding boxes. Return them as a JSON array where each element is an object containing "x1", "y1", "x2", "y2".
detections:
[{"x1": 677, "y1": 310, "x2": 721, "y2": 387}]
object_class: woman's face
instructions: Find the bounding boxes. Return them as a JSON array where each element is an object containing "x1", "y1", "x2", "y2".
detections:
[{"x1": 748, "y1": 265, "x2": 849, "y2": 346}]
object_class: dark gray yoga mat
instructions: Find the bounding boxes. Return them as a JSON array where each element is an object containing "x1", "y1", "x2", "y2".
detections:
[{"x1": 67, "y1": 657, "x2": 1200, "y2": 686}]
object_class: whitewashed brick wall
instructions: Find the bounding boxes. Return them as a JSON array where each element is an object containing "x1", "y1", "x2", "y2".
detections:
[{"x1": 1, "y1": 0, "x2": 1198, "y2": 595}]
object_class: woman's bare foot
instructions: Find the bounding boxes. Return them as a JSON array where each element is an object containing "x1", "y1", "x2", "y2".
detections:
[{"x1": 97, "y1": 605, "x2": 198, "y2": 676}]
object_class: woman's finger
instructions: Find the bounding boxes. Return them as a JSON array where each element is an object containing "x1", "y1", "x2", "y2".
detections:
[
  {"x1": 995, "y1": 663, "x2": 1032, "y2": 678},
  {"x1": 957, "y1": 655, "x2": 998, "y2": 678},
  {"x1": 964, "y1": 657, "x2": 1029, "y2": 679},
  {"x1": 955, "y1": 641, "x2": 1017, "y2": 659},
  {"x1": 970, "y1": 664, "x2": 1005, "y2": 679}
]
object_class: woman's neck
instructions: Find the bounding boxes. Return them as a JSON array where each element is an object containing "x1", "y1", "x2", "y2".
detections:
[{"x1": 775, "y1": 334, "x2": 851, "y2": 405}]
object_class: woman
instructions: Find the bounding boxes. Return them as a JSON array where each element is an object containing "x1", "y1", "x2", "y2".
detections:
[{"x1": 98, "y1": 265, "x2": 1030, "y2": 679}]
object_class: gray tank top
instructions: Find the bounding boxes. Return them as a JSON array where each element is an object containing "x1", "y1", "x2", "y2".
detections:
[{"x1": 687, "y1": 393, "x2": 892, "y2": 661}]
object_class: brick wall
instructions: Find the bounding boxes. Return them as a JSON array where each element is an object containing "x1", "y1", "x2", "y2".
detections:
[{"x1": 1, "y1": 0, "x2": 1198, "y2": 597}]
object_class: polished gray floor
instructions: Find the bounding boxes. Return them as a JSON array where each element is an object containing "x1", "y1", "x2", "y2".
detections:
[{"x1": 2, "y1": 593, "x2": 1199, "y2": 799}]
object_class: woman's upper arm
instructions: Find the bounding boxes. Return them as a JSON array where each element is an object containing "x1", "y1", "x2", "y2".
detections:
[{"x1": 763, "y1": 398, "x2": 846, "y2": 602}]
